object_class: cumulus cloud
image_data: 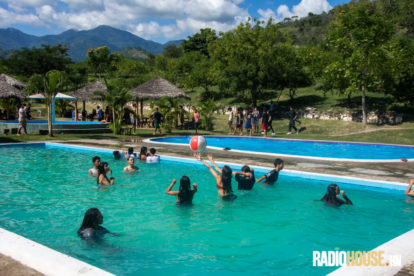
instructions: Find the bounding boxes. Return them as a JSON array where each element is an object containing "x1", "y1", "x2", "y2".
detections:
[
  {"x1": 260, "y1": 0, "x2": 332, "y2": 22},
  {"x1": 0, "y1": 0, "x2": 249, "y2": 41}
]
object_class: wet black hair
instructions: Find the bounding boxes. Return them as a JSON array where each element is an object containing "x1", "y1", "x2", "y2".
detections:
[
  {"x1": 274, "y1": 159, "x2": 284, "y2": 167},
  {"x1": 150, "y1": 148, "x2": 156, "y2": 155},
  {"x1": 78, "y1": 208, "x2": 103, "y2": 233},
  {"x1": 102, "y1": 162, "x2": 108, "y2": 167},
  {"x1": 92, "y1": 156, "x2": 100, "y2": 163},
  {"x1": 221, "y1": 165, "x2": 233, "y2": 194},
  {"x1": 96, "y1": 164, "x2": 107, "y2": 184},
  {"x1": 178, "y1": 176, "x2": 193, "y2": 203},
  {"x1": 140, "y1": 146, "x2": 147, "y2": 155},
  {"x1": 241, "y1": 165, "x2": 251, "y2": 173},
  {"x1": 113, "y1": 151, "x2": 121, "y2": 159},
  {"x1": 321, "y1": 184, "x2": 340, "y2": 205},
  {"x1": 128, "y1": 147, "x2": 134, "y2": 154}
]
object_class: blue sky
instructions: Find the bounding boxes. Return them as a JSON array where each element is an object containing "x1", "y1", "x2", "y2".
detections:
[{"x1": 0, "y1": 0, "x2": 350, "y2": 43}]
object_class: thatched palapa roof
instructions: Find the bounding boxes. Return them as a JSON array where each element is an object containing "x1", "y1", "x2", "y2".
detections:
[
  {"x1": 0, "y1": 73, "x2": 26, "y2": 90},
  {"x1": 71, "y1": 81, "x2": 107, "y2": 101},
  {"x1": 129, "y1": 77, "x2": 190, "y2": 100},
  {"x1": 0, "y1": 81, "x2": 25, "y2": 99}
]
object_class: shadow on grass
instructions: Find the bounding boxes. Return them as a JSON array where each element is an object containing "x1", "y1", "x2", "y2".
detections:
[{"x1": 0, "y1": 136, "x2": 21, "y2": 143}]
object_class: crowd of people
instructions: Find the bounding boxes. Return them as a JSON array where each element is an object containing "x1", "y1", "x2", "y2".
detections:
[
  {"x1": 227, "y1": 103, "x2": 301, "y2": 137},
  {"x1": 78, "y1": 148, "x2": 366, "y2": 240}
]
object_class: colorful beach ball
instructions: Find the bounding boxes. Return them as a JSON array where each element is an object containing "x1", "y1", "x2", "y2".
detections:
[{"x1": 189, "y1": 136, "x2": 207, "y2": 153}]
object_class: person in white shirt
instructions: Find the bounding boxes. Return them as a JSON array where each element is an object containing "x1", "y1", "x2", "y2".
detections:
[
  {"x1": 17, "y1": 104, "x2": 28, "y2": 135},
  {"x1": 146, "y1": 148, "x2": 160, "y2": 163}
]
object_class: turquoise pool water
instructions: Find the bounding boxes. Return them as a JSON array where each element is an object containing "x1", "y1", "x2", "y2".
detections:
[
  {"x1": 0, "y1": 143, "x2": 413, "y2": 275},
  {"x1": 150, "y1": 136, "x2": 414, "y2": 160}
]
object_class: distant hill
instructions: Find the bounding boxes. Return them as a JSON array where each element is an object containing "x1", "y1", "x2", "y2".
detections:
[
  {"x1": 0, "y1": 25, "x2": 181, "y2": 61},
  {"x1": 114, "y1": 46, "x2": 149, "y2": 60}
]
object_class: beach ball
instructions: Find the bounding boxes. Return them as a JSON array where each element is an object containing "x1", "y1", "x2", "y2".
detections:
[{"x1": 189, "y1": 136, "x2": 207, "y2": 153}]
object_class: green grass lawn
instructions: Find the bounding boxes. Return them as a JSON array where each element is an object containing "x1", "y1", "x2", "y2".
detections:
[{"x1": 2, "y1": 114, "x2": 413, "y2": 146}]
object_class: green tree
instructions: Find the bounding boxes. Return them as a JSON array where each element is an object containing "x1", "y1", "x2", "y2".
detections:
[
  {"x1": 27, "y1": 70, "x2": 66, "y2": 136},
  {"x1": 198, "y1": 98, "x2": 219, "y2": 131},
  {"x1": 182, "y1": 28, "x2": 217, "y2": 56},
  {"x1": 5, "y1": 44, "x2": 72, "y2": 77},
  {"x1": 325, "y1": 2, "x2": 394, "y2": 124},
  {"x1": 87, "y1": 46, "x2": 119, "y2": 80},
  {"x1": 96, "y1": 80, "x2": 133, "y2": 134},
  {"x1": 163, "y1": 44, "x2": 183, "y2": 58}
]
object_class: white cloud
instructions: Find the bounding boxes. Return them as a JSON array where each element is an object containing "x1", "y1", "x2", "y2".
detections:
[
  {"x1": 0, "y1": 6, "x2": 44, "y2": 27},
  {"x1": 260, "y1": 0, "x2": 332, "y2": 22}
]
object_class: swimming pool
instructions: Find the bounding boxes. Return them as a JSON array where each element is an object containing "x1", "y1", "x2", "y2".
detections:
[
  {"x1": 147, "y1": 136, "x2": 414, "y2": 161},
  {"x1": 0, "y1": 143, "x2": 413, "y2": 275}
]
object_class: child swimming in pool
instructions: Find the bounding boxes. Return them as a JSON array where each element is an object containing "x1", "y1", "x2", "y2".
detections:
[
  {"x1": 166, "y1": 176, "x2": 198, "y2": 205},
  {"x1": 146, "y1": 148, "x2": 160, "y2": 163},
  {"x1": 405, "y1": 179, "x2": 414, "y2": 197},
  {"x1": 256, "y1": 159, "x2": 284, "y2": 185},
  {"x1": 88, "y1": 156, "x2": 101, "y2": 177},
  {"x1": 78, "y1": 208, "x2": 109, "y2": 240},
  {"x1": 123, "y1": 156, "x2": 141, "y2": 173},
  {"x1": 138, "y1": 146, "x2": 148, "y2": 161},
  {"x1": 196, "y1": 154, "x2": 237, "y2": 201},
  {"x1": 123, "y1": 147, "x2": 137, "y2": 159},
  {"x1": 102, "y1": 162, "x2": 112, "y2": 175},
  {"x1": 319, "y1": 184, "x2": 353, "y2": 206},
  {"x1": 113, "y1": 150, "x2": 121, "y2": 160},
  {"x1": 97, "y1": 164, "x2": 114, "y2": 186},
  {"x1": 233, "y1": 165, "x2": 255, "y2": 190}
]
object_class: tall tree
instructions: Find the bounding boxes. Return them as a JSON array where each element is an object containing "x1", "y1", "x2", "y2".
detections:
[
  {"x1": 87, "y1": 46, "x2": 119, "y2": 80},
  {"x1": 325, "y1": 2, "x2": 394, "y2": 124},
  {"x1": 182, "y1": 28, "x2": 217, "y2": 57},
  {"x1": 5, "y1": 44, "x2": 72, "y2": 77}
]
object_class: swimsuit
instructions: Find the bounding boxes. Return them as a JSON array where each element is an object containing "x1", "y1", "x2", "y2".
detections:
[{"x1": 89, "y1": 168, "x2": 98, "y2": 177}]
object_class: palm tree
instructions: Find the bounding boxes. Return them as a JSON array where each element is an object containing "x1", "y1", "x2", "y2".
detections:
[
  {"x1": 27, "y1": 70, "x2": 65, "y2": 136},
  {"x1": 96, "y1": 81, "x2": 132, "y2": 134}
]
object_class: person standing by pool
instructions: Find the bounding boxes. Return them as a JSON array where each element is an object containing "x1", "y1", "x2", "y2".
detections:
[
  {"x1": 97, "y1": 106, "x2": 103, "y2": 122},
  {"x1": 97, "y1": 164, "x2": 114, "y2": 185},
  {"x1": 89, "y1": 156, "x2": 101, "y2": 177},
  {"x1": 261, "y1": 109, "x2": 270, "y2": 137},
  {"x1": 245, "y1": 109, "x2": 253, "y2": 136},
  {"x1": 287, "y1": 106, "x2": 298, "y2": 135},
  {"x1": 17, "y1": 104, "x2": 28, "y2": 136},
  {"x1": 256, "y1": 159, "x2": 284, "y2": 185},
  {"x1": 405, "y1": 179, "x2": 414, "y2": 197},
  {"x1": 227, "y1": 107, "x2": 234, "y2": 135},
  {"x1": 236, "y1": 107, "x2": 244, "y2": 136},
  {"x1": 252, "y1": 107, "x2": 260, "y2": 134},
  {"x1": 152, "y1": 107, "x2": 162, "y2": 135},
  {"x1": 78, "y1": 208, "x2": 109, "y2": 240},
  {"x1": 123, "y1": 156, "x2": 140, "y2": 173},
  {"x1": 193, "y1": 108, "x2": 200, "y2": 134},
  {"x1": 319, "y1": 184, "x2": 353, "y2": 206},
  {"x1": 197, "y1": 154, "x2": 237, "y2": 201},
  {"x1": 233, "y1": 165, "x2": 255, "y2": 190},
  {"x1": 166, "y1": 176, "x2": 198, "y2": 205}
]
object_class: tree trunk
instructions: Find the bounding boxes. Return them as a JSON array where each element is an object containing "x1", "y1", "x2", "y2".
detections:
[
  {"x1": 5, "y1": 98, "x2": 9, "y2": 120},
  {"x1": 74, "y1": 101, "x2": 78, "y2": 121},
  {"x1": 48, "y1": 101, "x2": 53, "y2": 137},
  {"x1": 361, "y1": 84, "x2": 367, "y2": 125},
  {"x1": 112, "y1": 108, "x2": 116, "y2": 135}
]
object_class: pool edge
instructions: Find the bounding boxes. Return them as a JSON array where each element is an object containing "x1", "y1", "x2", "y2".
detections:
[
  {"x1": 0, "y1": 227, "x2": 115, "y2": 276},
  {"x1": 328, "y1": 229, "x2": 414, "y2": 276},
  {"x1": 143, "y1": 137, "x2": 414, "y2": 163}
]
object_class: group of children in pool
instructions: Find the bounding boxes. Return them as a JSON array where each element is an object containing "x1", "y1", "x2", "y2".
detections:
[{"x1": 80, "y1": 148, "x2": 360, "y2": 239}]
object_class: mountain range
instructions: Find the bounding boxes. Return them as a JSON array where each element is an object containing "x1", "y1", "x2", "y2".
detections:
[{"x1": 0, "y1": 25, "x2": 182, "y2": 61}]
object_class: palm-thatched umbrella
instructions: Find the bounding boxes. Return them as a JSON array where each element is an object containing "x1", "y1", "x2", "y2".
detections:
[
  {"x1": 129, "y1": 77, "x2": 190, "y2": 122},
  {"x1": 0, "y1": 73, "x2": 27, "y2": 90},
  {"x1": 71, "y1": 81, "x2": 107, "y2": 121},
  {"x1": 0, "y1": 80, "x2": 25, "y2": 120}
]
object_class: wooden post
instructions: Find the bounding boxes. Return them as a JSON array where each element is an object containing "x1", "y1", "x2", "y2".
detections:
[
  {"x1": 140, "y1": 99, "x2": 144, "y2": 119},
  {"x1": 6, "y1": 98, "x2": 10, "y2": 120},
  {"x1": 135, "y1": 98, "x2": 139, "y2": 128},
  {"x1": 82, "y1": 101, "x2": 86, "y2": 121},
  {"x1": 74, "y1": 101, "x2": 78, "y2": 121}
]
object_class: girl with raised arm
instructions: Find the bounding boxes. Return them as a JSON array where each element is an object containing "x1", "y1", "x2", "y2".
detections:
[
  {"x1": 320, "y1": 184, "x2": 352, "y2": 206},
  {"x1": 166, "y1": 176, "x2": 197, "y2": 205},
  {"x1": 197, "y1": 154, "x2": 237, "y2": 201},
  {"x1": 97, "y1": 164, "x2": 114, "y2": 186}
]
